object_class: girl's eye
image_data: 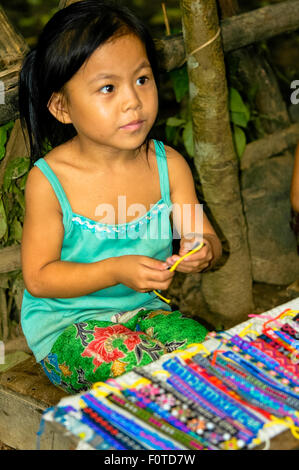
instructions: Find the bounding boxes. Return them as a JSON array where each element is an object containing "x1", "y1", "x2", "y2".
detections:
[
  {"x1": 99, "y1": 84, "x2": 114, "y2": 94},
  {"x1": 136, "y1": 76, "x2": 149, "y2": 86}
]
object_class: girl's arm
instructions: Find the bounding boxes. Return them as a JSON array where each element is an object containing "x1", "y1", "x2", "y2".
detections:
[
  {"x1": 165, "y1": 146, "x2": 222, "y2": 272},
  {"x1": 21, "y1": 166, "x2": 118, "y2": 298},
  {"x1": 291, "y1": 143, "x2": 299, "y2": 213}
]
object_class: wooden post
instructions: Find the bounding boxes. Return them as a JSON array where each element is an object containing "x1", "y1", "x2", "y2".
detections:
[
  {"x1": 180, "y1": 0, "x2": 253, "y2": 328},
  {"x1": 0, "y1": 7, "x2": 29, "y2": 125}
]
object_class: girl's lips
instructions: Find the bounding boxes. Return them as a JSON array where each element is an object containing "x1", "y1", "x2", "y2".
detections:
[{"x1": 120, "y1": 120, "x2": 144, "y2": 131}]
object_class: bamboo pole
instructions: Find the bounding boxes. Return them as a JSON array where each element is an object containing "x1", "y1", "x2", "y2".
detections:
[{"x1": 180, "y1": 0, "x2": 254, "y2": 328}]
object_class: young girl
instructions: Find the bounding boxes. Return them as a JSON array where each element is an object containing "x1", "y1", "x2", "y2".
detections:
[{"x1": 19, "y1": 0, "x2": 222, "y2": 394}]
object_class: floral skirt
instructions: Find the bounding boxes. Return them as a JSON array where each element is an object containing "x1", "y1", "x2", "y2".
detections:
[{"x1": 39, "y1": 308, "x2": 207, "y2": 394}]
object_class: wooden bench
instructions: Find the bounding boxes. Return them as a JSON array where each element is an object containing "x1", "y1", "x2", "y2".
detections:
[{"x1": 0, "y1": 356, "x2": 70, "y2": 450}]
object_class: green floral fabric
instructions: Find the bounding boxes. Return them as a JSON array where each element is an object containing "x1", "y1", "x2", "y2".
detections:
[{"x1": 40, "y1": 309, "x2": 207, "y2": 394}]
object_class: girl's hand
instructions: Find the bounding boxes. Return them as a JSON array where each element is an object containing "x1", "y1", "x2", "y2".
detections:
[
  {"x1": 165, "y1": 235, "x2": 214, "y2": 273},
  {"x1": 114, "y1": 255, "x2": 175, "y2": 293}
]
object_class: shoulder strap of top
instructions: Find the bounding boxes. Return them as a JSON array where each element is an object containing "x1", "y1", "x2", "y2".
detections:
[
  {"x1": 34, "y1": 158, "x2": 72, "y2": 233},
  {"x1": 153, "y1": 140, "x2": 172, "y2": 207}
]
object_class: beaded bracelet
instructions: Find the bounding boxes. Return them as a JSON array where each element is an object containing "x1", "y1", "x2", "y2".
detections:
[
  {"x1": 163, "y1": 358, "x2": 263, "y2": 435},
  {"x1": 81, "y1": 406, "x2": 146, "y2": 450},
  {"x1": 82, "y1": 393, "x2": 179, "y2": 450},
  {"x1": 126, "y1": 385, "x2": 229, "y2": 448},
  {"x1": 251, "y1": 339, "x2": 299, "y2": 381},
  {"x1": 107, "y1": 392, "x2": 206, "y2": 450},
  {"x1": 201, "y1": 352, "x2": 299, "y2": 411},
  {"x1": 132, "y1": 366, "x2": 239, "y2": 437},
  {"x1": 208, "y1": 357, "x2": 298, "y2": 421}
]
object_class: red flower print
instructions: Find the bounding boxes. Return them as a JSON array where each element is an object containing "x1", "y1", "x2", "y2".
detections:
[{"x1": 81, "y1": 324, "x2": 142, "y2": 372}]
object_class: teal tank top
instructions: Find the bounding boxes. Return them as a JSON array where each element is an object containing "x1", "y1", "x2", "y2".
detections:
[{"x1": 21, "y1": 140, "x2": 173, "y2": 362}]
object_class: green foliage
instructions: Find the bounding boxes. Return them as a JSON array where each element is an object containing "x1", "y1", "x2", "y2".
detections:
[
  {"x1": 0, "y1": 120, "x2": 31, "y2": 338},
  {"x1": 0, "y1": 120, "x2": 31, "y2": 248},
  {"x1": 0, "y1": 121, "x2": 14, "y2": 161},
  {"x1": 164, "y1": 66, "x2": 252, "y2": 160},
  {"x1": 165, "y1": 65, "x2": 194, "y2": 157},
  {"x1": 169, "y1": 66, "x2": 189, "y2": 103},
  {"x1": 229, "y1": 87, "x2": 250, "y2": 159}
]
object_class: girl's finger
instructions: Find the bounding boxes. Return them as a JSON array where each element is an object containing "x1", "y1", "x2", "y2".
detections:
[{"x1": 175, "y1": 260, "x2": 210, "y2": 273}]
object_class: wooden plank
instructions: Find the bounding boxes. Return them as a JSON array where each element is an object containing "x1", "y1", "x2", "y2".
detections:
[
  {"x1": 241, "y1": 123, "x2": 299, "y2": 170},
  {"x1": 0, "y1": 7, "x2": 28, "y2": 69},
  {"x1": 0, "y1": 245, "x2": 21, "y2": 274},
  {"x1": 156, "y1": 0, "x2": 299, "y2": 70},
  {"x1": 39, "y1": 420, "x2": 81, "y2": 450},
  {"x1": 0, "y1": 356, "x2": 67, "y2": 407},
  {"x1": 0, "y1": 6, "x2": 28, "y2": 125},
  {"x1": 0, "y1": 64, "x2": 21, "y2": 126},
  {"x1": 222, "y1": 0, "x2": 299, "y2": 53},
  {"x1": 0, "y1": 357, "x2": 67, "y2": 449},
  {"x1": 0, "y1": 387, "x2": 52, "y2": 450},
  {"x1": 0, "y1": 387, "x2": 78, "y2": 450}
]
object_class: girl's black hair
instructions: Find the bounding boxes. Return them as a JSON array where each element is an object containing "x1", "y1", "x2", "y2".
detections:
[{"x1": 19, "y1": 0, "x2": 160, "y2": 163}]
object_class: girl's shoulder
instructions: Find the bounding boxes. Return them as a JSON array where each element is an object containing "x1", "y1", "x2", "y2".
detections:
[
  {"x1": 158, "y1": 143, "x2": 194, "y2": 200},
  {"x1": 25, "y1": 144, "x2": 72, "y2": 214},
  {"x1": 162, "y1": 143, "x2": 192, "y2": 178}
]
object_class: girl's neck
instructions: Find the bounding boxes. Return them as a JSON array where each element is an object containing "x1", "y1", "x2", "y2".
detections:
[{"x1": 70, "y1": 135, "x2": 144, "y2": 171}]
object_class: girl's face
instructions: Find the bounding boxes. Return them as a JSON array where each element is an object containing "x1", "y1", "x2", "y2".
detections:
[{"x1": 51, "y1": 33, "x2": 158, "y2": 156}]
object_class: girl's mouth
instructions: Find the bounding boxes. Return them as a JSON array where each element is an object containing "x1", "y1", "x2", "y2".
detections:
[{"x1": 120, "y1": 120, "x2": 144, "y2": 131}]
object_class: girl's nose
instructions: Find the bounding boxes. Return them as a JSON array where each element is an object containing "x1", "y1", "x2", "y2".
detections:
[{"x1": 121, "y1": 86, "x2": 142, "y2": 112}]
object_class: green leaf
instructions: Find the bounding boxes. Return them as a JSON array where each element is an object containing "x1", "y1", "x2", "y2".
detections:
[
  {"x1": 13, "y1": 184, "x2": 25, "y2": 211},
  {"x1": 3, "y1": 157, "x2": 30, "y2": 192},
  {"x1": 0, "y1": 127, "x2": 7, "y2": 161},
  {"x1": 0, "y1": 196, "x2": 8, "y2": 240},
  {"x1": 231, "y1": 111, "x2": 249, "y2": 128},
  {"x1": 183, "y1": 120, "x2": 194, "y2": 157},
  {"x1": 229, "y1": 88, "x2": 250, "y2": 127},
  {"x1": 16, "y1": 173, "x2": 29, "y2": 191},
  {"x1": 165, "y1": 125, "x2": 177, "y2": 143},
  {"x1": 233, "y1": 125, "x2": 246, "y2": 159},
  {"x1": 166, "y1": 117, "x2": 186, "y2": 127},
  {"x1": 10, "y1": 217, "x2": 22, "y2": 243},
  {"x1": 169, "y1": 66, "x2": 189, "y2": 103}
]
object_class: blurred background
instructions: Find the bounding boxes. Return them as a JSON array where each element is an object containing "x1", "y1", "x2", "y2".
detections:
[
  {"x1": 1, "y1": 0, "x2": 299, "y2": 347},
  {"x1": 2, "y1": 0, "x2": 299, "y2": 99}
]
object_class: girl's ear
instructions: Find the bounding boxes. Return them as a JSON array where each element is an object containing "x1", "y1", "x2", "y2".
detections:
[{"x1": 47, "y1": 92, "x2": 72, "y2": 124}]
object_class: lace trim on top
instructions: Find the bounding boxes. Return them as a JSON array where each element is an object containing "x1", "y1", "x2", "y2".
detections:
[{"x1": 71, "y1": 198, "x2": 170, "y2": 233}]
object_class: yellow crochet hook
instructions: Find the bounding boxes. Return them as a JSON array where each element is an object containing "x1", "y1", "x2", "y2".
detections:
[{"x1": 153, "y1": 241, "x2": 205, "y2": 304}]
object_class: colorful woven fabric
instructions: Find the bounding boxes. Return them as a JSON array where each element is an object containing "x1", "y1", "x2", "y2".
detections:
[
  {"x1": 39, "y1": 304, "x2": 299, "y2": 450},
  {"x1": 39, "y1": 308, "x2": 207, "y2": 394}
]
